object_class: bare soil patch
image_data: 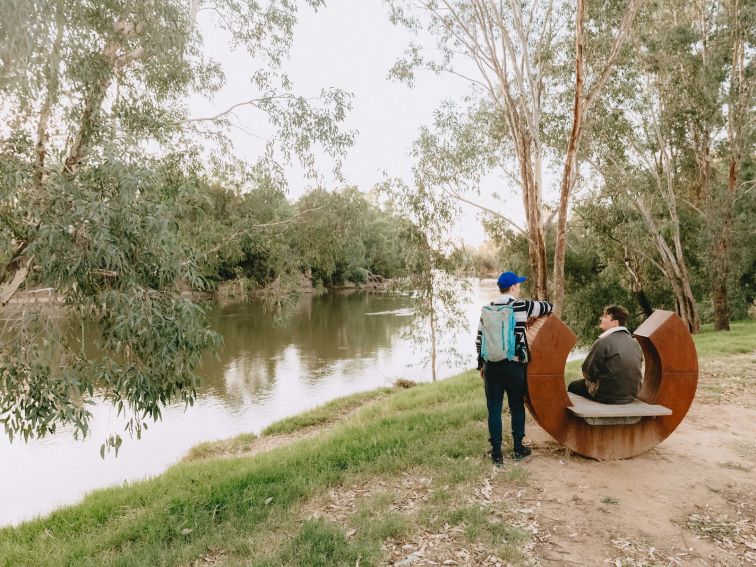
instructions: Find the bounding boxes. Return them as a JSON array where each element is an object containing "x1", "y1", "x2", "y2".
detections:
[{"x1": 521, "y1": 353, "x2": 756, "y2": 566}]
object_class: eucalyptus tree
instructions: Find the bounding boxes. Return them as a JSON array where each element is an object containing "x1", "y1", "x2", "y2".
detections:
[
  {"x1": 382, "y1": 176, "x2": 468, "y2": 383},
  {"x1": 386, "y1": 0, "x2": 644, "y2": 311},
  {"x1": 629, "y1": 0, "x2": 753, "y2": 331},
  {"x1": 0, "y1": 0, "x2": 353, "y2": 452},
  {"x1": 713, "y1": 0, "x2": 754, "y2": 329},
  {"x1": 582, "y1": 0, "x2": 754, "y2": 333}
]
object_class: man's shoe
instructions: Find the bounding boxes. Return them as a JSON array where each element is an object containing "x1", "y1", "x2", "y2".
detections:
[
  {"x1": 513, "y1": 446, "x2": 532, "y2": 461},
  {"x1": 486, "y1": 449, "x2": 504, "y2": 466}
]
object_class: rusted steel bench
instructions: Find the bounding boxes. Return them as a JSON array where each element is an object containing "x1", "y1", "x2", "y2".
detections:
[{"x1": 524, "y1": 310, "x2": 698, "y2": 460}]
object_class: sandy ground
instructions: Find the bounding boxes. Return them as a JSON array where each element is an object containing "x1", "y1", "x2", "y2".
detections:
[{"x1": 516, "y1": 354, "x2": 756, "y2": 567}]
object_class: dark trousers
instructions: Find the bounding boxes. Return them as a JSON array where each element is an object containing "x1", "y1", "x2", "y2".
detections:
[
  {"x1": 567, "y1": 379, "x2": 591, "y2": 398},
  {"x1": 483, "y1": 360, "x2": 527, "y2": 453}
]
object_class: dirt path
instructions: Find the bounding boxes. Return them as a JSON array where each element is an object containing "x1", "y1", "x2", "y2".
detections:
[{"x1": 522, "y1": 354, "x2": 756, "y2": 566}]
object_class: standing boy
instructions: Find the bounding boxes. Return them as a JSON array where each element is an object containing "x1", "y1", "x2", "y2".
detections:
[{"x1": 476, "y1": 271, "x2": 553, "y2": 464}]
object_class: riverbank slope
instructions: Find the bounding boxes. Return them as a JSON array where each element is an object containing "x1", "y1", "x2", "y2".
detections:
[{"x1": 0, "y1": 321, "x2": 754, "y2": 566}]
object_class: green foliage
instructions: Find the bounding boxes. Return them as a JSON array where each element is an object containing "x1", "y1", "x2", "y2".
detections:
[
  {"x1": 572, "y1": 0, "x2": 756, "y2": 331},
  {"x1": 0, "y1": 0, "x2": 355, "y2": 449},
  {"x1": 179, "y1": 183, "x2": 418, "y2": 291}
]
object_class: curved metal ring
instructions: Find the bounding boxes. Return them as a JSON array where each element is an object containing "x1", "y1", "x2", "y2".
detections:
[{"x1": 524, "y1": 310, "x2": 698, "y2": 460}]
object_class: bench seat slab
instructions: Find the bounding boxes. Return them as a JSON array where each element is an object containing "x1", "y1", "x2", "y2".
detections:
[{"x1": 566, "y1": 392, "x2": 672, "y2": 418}]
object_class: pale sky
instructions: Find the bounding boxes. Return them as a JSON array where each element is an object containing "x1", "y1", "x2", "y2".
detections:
[{"x1": 191, "y1": 0, "x2": 530, "y2": 247}]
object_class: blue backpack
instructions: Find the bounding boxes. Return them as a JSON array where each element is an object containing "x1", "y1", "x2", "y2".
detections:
[{"x1": 480, "y1": 303, "x2": 517, "y2": 362}]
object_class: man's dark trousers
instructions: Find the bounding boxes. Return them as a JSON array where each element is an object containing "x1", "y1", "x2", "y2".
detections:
[{"x1": 483, "y1": 359, "x2": 526, "y2": 454}]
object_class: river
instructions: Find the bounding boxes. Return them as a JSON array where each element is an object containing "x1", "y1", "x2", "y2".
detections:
[{"x1": 2, "y1": 281, "x2": 515, "y2": 527}]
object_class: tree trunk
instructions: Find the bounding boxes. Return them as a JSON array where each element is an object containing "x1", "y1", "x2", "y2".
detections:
[
  {"x1": 429, "y1": 281, "x2": 437, "y2": 382},
  {"x1": 552, "y1": 0, "x2": 586, "y2": 317},
  {"x1": 621, "y1": 250, "x2": 653, "y2": 317},
  {"x1": 631, "y1": 195, "x2": 700, "y2": 333},
  {"x1": 553, "y1": 0, "x2": 644, "y2": 315},
  {"x1": 35, "y1": 15, "x2": 64, "y2": 187},
  {"x1": 517, "y1": 133, "x2": 548, "y2": 300},
  {"x1": 63, "y1": 46, "x2": 118, "y2": 175},
  {"x1": 64, "y1": 14, "x2": 140, "y2": 175},
  {"x1": 635, "y1": 289, "x2": 654, "y2": 318},
  {"x1": 712, "y1": 276, "x2": 730, "y2": 331},
  {"x1": 711, "y1": 2, "x2": 748, "y2": 331},
  {"x1": 663, "y1": 255, "x2": 700, "y2": 335}
]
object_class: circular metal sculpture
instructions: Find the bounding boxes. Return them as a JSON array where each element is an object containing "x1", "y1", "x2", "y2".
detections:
[{"x1": 524, "y1": 310, "x2": 698, "y2": 460}]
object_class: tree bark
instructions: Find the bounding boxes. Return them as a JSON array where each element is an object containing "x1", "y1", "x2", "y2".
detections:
[
  {"x1": 711, "y1": 0, "x2": 749, "y2": 331},
  {"x1": 0, "y1": 254, "x2": 34, "y2": 306},
  {"x1": 552, "y1": 0, "x2": 645, "y2": 316},
  {"x1": 517, "y1": 131, "x2": 548, "y2": 300},
  {"x1": 429, "y1": 283, "x2": 437, "y2": 382},
  {"x1": 64, "y1": 15, "x2": 144, "y2": 176},
  {"x1": 552, "y1": 0, "x2": 585, "y2": 316},
  {"x1": 631, "y1": 195, "x2": 701, "y2": 333},
  {"x1": 63, "y1": 42, "x2": 119, "y2": 176}
]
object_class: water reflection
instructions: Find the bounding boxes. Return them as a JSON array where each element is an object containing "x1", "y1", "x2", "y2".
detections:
[
  {"x1": 197, "y1": 293, "x2": 416, "y2": 404},
  {"x1": 0, "y1": 282, "x2": 594, "y2": 527}
]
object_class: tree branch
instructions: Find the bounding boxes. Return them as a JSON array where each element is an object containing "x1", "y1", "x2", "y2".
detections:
[
  {"x1": 184, "y1": 94, "x2": 299, "y2": 123},
  {"x1": 439, "y1": 184, "x2": 532, "y2": 242},
  {"x1": 1, "y1": 255, "x2": 34, "y2": 307},
  {"x1": 203, "y1": 205, "x2": 327, "y2": 254}
]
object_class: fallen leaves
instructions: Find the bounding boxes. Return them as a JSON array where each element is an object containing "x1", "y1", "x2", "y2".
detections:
[{"x1": 685, "y1": 498, "x2": 756, "y2": 564}]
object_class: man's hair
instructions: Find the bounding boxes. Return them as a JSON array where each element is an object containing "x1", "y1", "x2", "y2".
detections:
[
  {"x1": 498, "y1": 284, "x2": 514, "y2": 293},
  {"x1": 604, "y1": 305, "x2": 629, "y2": 326}
]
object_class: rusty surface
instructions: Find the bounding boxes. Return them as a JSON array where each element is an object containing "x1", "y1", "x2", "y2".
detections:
[{"x1": 524, "y1": 310, "x2": 698, "y2": 460}]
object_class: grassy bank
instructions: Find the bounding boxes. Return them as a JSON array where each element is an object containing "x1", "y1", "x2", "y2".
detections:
[
  {"x1": 1, "y1": 319, "x2": 754, "y2": 566},
  {"x1": 0, "y1": 373, "x2": 519, "y2": 566}
]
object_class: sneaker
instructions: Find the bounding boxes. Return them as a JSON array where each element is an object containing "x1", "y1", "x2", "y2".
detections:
[
  {"x1": 486, "y1": 449, "x2": 504, "y2": 466},
  {"x1": 513, "y1": 446, "x2": 532, "y2": 461}
]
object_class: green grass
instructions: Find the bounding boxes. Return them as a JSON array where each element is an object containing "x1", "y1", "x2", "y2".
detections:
[
  {"x1": 184, "y1": 432, "x2": 257, "y2": 462},
  {"x1": 261, "y1": 388, "x2": 392, "y2": 435},
  {"x1": 564, "y1": 359, "x2": 584, "y2": 383},
  {"x1": 0, "y1": 372, "x2": 510, "y2": 567},
  {"x1": 693, "y1": 319, "x2": 756, "y2": 357}
]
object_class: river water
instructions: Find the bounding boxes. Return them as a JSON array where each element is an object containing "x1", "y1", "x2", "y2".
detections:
[{"x1": 2, "y1": 281, "x2": 512, "y2": 527}]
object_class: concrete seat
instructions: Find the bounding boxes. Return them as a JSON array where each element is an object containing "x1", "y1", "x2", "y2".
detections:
[{"x1": 566, "y1": 392, "x2": 672, "y2": 425}]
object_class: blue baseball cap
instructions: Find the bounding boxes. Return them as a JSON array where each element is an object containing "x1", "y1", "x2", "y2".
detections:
[{"x1": 497, "y1": 271, "x2": 527, "y2": 288}]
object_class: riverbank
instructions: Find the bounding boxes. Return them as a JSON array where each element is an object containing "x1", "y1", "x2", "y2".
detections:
[
  {"x1": 4, "y1": 276, "x2": 396, "y2": 307},
  {"x1": 0, "y1": 321, "x2": 754, "y2": 566}
]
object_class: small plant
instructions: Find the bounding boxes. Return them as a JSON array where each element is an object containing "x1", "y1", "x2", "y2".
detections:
[
  {"x1": 601, "y1": 496, "x2": 620, "y2": 505},
  {"x1": 505, "y1": 466, "x2": 530, "y2": 484},
  {"x1": 394, "y1": 378, "x2": 417, "y2": 389}
]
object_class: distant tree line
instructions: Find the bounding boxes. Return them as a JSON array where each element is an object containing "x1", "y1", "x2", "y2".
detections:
[{"x1": 178, "y1": 183, "x2": 419, "y2": 291}]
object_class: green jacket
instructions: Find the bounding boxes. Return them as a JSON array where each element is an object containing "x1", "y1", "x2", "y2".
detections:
[{"x1": 581, "y1": 328, "x2": 643, "y2": 404}]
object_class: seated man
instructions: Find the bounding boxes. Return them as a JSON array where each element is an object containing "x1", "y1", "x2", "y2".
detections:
[{"x1": 568, "y1": 305, "x2": 643, "y2": 404}]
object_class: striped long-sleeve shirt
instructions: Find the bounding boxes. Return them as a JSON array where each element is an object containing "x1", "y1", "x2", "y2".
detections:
[{"x1": 476, "y1": 294, "x2": 553, "y2": 368}]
